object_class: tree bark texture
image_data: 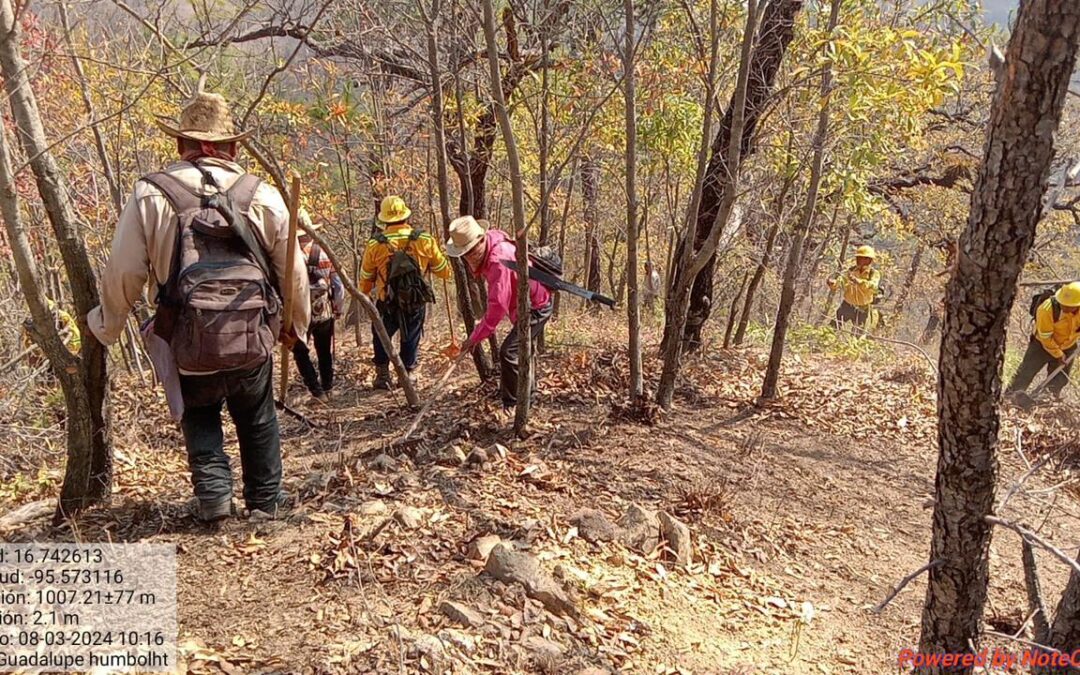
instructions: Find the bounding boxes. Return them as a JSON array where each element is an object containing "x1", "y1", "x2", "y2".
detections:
[
  {"x1": 665, "y1": 0, "x2": 803, "y2": 352},
  {"x1": 0, "y1": 0, "x2": 112, "y2": 517},
  {"x1": 917, "y1": 2, "x2": 1080, "y2": 670}
]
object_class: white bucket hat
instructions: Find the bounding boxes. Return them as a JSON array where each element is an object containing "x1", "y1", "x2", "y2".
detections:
[{"x1": 446, "y1": 216, "x2": 488, "y2": 257}]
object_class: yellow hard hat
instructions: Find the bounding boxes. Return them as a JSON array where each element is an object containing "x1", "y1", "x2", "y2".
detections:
[
  {"x1": 377, "y1": 195, "x2": 411, "y2": 226},
  {"x1": 1055, "y1": 282, "x2": 1080, "y2": 307},
  {"x1": 854, "y1": 245, "x2": 876, "y2": 260}
]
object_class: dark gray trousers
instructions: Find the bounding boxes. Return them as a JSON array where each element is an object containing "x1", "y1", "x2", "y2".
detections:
[
  {"x1": 179, "y1": 359, "x2": 282, "y2": 511},
  {"x1": 499, "y1": 302, "x2": 553, "y2": 408}
]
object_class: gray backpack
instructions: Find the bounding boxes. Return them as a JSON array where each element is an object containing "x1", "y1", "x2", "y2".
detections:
[{"x1": 143, "y1": 163, "x2": 281, "y2": 373}]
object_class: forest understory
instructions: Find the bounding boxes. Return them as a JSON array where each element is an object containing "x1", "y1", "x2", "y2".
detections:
[{"x1": 2, "y1": 316, "x2": 1077, "y2": 674}]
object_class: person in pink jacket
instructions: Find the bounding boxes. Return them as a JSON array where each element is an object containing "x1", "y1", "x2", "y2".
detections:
[{"x1": 445, "y1": 216, "x2": 553, "y2": 409}]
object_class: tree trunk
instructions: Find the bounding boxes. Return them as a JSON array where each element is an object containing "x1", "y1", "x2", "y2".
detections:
[
  {"x1": 724, "y1": 272, "x2": 750, "y2": 349},
  {"x1": 665, "y1": 0, "x2": 803, "y2": 352},
  {"x1": 624, "y1": 0, "x2": 642, "y2": 399},
  {"x1": 761, "y1": 0, "x2": 839, "y2": 401},
  {"x1": 581, "y1": 156, "x2": 602, "y2": 295},
  {"x1": 423, "y1": 0, "x2": 492, "y2": 378},
  {"x1": 538, "y1": 5, "x2": 553, "y2": 247},
  {"x1": 482, "y1": 0, "x2": 532, "y2": 436},
  {"x1": 0, "y1": 0, "x2": 112, "y2": 518},
  {"x1": 917, "y1": 1, "x2": 1080, "y2": 670},
  {"x1": 657, "y1": 0, "x2": 756, "y2": 409},
  {"x1": 734, "y1": 222, "x2": 778, "y2": 346},
  {"x1": 892, "y1": 239, "x2": 924, "y2": 321},
  {"x1": 1042, "y1": 557, "x2": 1080, "y2": 674}
]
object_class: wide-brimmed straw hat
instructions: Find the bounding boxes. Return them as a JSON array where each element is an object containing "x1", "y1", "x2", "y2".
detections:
[
  {"x1": 156, "y1": 91, "x2": 251, "y2": 143},
  {"x1": 377, "y1": 196, "x2": 412, "y2": 226},
  {"x1": 446, "y1": 216, "x2": 488, "y2": 257}
]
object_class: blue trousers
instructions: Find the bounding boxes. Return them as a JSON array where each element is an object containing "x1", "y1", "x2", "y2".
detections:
[{"x1": 372, "y1": 304, "x2": 426, "y2": 371}]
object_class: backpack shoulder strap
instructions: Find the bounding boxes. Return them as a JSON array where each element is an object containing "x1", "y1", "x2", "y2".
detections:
[
  {"x1": 141, "y1": 172, "x2": 203, "y2": 213},
  {"x1": 1052, "y1": 297, "x2": 1062, "y2": 322},
  {"x1": 225, "y1": 173, "x2": 262, "y2": 214}
]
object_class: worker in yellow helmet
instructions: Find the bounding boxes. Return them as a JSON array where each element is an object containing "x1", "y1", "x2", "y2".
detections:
[
  {"x1": 1006, "y1": 282, "x2": 1080, "y2": 398},
  {"x1": 827, "y1": 245, "x2": 882, "y2": 332}
]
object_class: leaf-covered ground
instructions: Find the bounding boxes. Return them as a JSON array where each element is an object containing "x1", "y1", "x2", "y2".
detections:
[{"x1": 2, "y1": 320, "x2": 1079, "y2": 674}]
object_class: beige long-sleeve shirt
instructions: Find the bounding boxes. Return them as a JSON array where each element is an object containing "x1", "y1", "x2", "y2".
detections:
[{"x1": 88, "y1": 158, "x2": 310, "y2": 348}]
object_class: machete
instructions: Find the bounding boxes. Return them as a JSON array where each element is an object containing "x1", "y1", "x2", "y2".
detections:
[{"x1": 500, "y1": 259, "x2": 617, "y2": 308}]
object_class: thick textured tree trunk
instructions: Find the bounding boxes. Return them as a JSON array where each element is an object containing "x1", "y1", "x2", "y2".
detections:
[
  {"x1": 761, "y1": 0, "x2": 839, "y2": 401},
  {"x1": 1042, "y1": 559, "x2": 1080, "y2": 674},
  {"x1": 581, "y1": 156, "x2": 602, "y2": 295},
  {"x1": 665, "y1": 0, "x2": 803, "y2": 352},
  {"x1": 917, "y1": 1, "x2": 1080, "y2": 670},
  {"x1": 0, "y1": 0, "x2": 112, "y2": 518}
]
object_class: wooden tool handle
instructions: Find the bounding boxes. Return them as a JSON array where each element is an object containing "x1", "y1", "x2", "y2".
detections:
[{"x1": 279, "y1": 174, "x2": 302, "y2": 402}]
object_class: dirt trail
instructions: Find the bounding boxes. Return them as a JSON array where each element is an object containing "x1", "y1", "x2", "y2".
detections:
[{"x1": 2, "y1": 339, "x2": 1078, "y2": 674}]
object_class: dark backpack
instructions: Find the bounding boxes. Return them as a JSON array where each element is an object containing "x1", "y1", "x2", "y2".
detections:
[
  {"x1": 144, "y1": 164, "x2": 281, "y2": 374},
  {"x1": 528, "y1": 245, "x2": 563, "y2": 287},
  {"x1": 306, "y1": 243, "x2": 334, "y2": 324},
  {"x1": 375, "y1": 229, "x2": 435, "y2": 314},
  {"x1": 1029, "y1": 287, "x2": 1061, "y2": 321}
]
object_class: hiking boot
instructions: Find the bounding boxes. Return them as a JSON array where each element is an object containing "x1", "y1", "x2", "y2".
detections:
[
  {"x1": 373, "y1": 365, "x2": 393, "y2": 390},
  {"x1": 311, "y1": 391, "x2": 330, "y2": 404},
  {"x1": 247, "y1": 492, "x2": 292, "y2": 521},
  {"x1": 188, "y1": 497, "x2": 233, "y2": 523}
]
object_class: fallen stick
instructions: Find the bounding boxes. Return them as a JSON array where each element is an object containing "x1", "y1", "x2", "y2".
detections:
[
  {"x1": 986, "y1": 515, "x2": 1080, "y2": 577},
  {"x1": 395, "y1": 352, "x2": 469, "y2": 444},
  {"x1": 872, "y1": 559, "x2": 943, "y2": 613}
]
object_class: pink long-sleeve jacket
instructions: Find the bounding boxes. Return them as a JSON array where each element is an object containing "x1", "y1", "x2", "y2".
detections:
[{"x1": 468, "y1": 229, "x2": 552, "y2": 346}]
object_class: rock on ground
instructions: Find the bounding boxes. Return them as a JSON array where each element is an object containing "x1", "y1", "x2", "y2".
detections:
[
  {"x1": 466, "y1": 447, "x2": 489, "y2": 468},
  {"x1": 522, "y1": 635, "x2": 565, "y2": 667},
  {"x1": 484, "y1": 544, "x2": 577, "y2": 617},
  {"x1": 658, "y1": 511, "x2": 693, "y2": 565},
  {"x1": 370, "y1": 453, "x2": 398, "y2": 472},
  {"x1": 569, "y1": 509, "x2": 619, "y2": 543},
  {"x1": 359, "y1": 500, "x2": 387, "y2": 516},
  {"x1": 618, "y1": 503, "x2": 660, "y2": 554},
  {"x1": 439, "y1": 600, "x2": 485, "y2": 628},
  {"x1": 394, "y1": 506, "x2": 424, "y2": 530},
  {"x1": 467, "y1": 534, "x2": 502, "y2": 562}
]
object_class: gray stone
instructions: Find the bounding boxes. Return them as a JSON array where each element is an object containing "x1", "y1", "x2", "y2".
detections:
[
  {"x1": 298, "y1": 471, "x2": 333, "y2": 498},
  {"x1": 618, "y1": 503, "x2": 661, "y2": 554},
  {"x1": 523, "y1": 635, "x2": 565, "y2": 666},
  {"x1": 394, "y1": 506, "x2": 424, "y2": 530},
  {"x1": 570, "y1": 509, "x2": 619, "y2": 543},
  {"x1": 659, "y1": 512, "x2": 693, "y2": 566},
  {"x1": 466, "y1": 447, "x2": 488, "y2": 468},
  {"x1": 484, "y1": 544, "x2": 577, "y2": 617},
  {"x1": 446, "y1": 446, "x2": 468, "y2": 466},
  {"x1": 370, "y1": 453, "x2": 398, "y2": 472},
  {"x1": 439, "y1": 600, "x2": 485, "y2": 628}
]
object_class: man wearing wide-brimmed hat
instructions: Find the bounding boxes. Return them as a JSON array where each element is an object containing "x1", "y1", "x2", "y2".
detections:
[
  {"x1": 88, "y1": 90, "x2": 310, "y2": 522},
  {"x1": 359, "y1": 195, "x2": 451, "y2": 389},
  {"x1": 445, "y1": 216, "x2": 553, "y2": 410}
]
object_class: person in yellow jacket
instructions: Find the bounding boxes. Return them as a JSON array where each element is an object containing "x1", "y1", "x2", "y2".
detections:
[
  {"x1": 827, "y1": 245, "x2": 882, "y2": 331},
  {"x1": 360, "y1": 195, "x2": 452, "y2": 389},
  {"x1": 1006, "y1": 282, "x2": 1080, "y2": 397}
]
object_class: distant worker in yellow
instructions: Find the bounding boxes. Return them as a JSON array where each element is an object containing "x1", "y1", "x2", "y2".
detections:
[
  {"x1": 828, "y1": 245, "x2": 882, "y2": 331},
  {"x1": 1006, "y1": 282, "x2": 1080, "y2": 398}
]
